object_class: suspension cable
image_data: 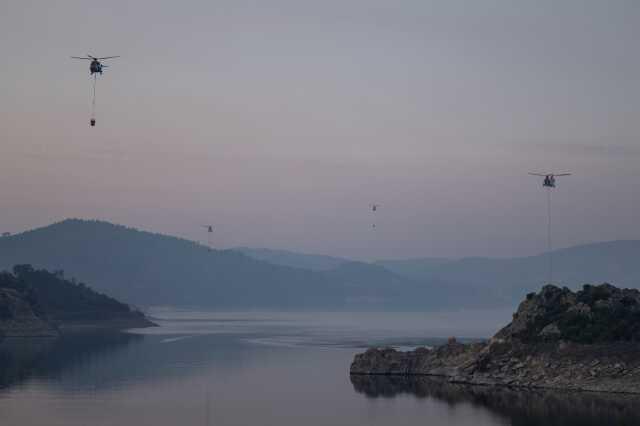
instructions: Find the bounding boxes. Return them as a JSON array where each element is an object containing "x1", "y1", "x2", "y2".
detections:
[
  {"x1": 91, "y1": 74, "x2": 97, "y2": 120},
  {"x1": 547, "y1": 187, "x2": 553, "y2": 284}
]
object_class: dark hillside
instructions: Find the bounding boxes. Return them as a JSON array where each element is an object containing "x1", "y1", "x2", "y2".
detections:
[
  {"x1": 0, "y1": 220, "x2": 346, "y2": 308},
  {"x1": 10, "y1": 265, "x2": 146, "y2": 323},
  {"x1": 1, "y1": 265, "x2": 152, "y2": 336}
]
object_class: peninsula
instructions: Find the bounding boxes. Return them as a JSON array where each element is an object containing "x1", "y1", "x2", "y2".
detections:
[
  {"x1": 351, "y1": 283, "x2": 640, "y2": 394},
  {"x1": 0, "y1": 265, "x2": 155, "y2": 338}
]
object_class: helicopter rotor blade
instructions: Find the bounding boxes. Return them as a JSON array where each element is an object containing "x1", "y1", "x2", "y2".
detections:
[
  {"x1": 554, "y1": 173, "x2": 572, "y2": 176},
  {"x1": 71, "y1": 56, "x2": 92, "y2": 60},
  {"x1": 97, "y1": 56, "x2": 120, "y2": 60},
  {"x1": 528, "y1": 173, "x2": 546, "y2": 176},
  {"x1": 87, "y1": 54, "x2": 97, "y2": 59}
]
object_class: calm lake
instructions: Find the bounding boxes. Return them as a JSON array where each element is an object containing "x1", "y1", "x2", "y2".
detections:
[{"x1": 1, "y1": 309, "x2": 639, "y2": 426}]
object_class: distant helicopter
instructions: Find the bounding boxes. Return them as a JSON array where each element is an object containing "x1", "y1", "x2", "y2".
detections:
[
  {"x1": 202, "y1": 225, "x2": 214, "y2": 251},
  {"x1": 71, "y1": 54, "x2": 120, "y2": 75},
  {"x1": 528, "y1": 172, "x2": 572, "y2": 284},
  {"x1": 369, "y1": 203, "x2": 379, "y2": 228},
  {"x1": 528, "y1": 172, "x2": 571, "y2": 188}
]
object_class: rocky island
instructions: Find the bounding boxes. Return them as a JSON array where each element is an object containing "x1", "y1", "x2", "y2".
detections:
[
  {"x1": 351, "y1": 283, "x2": 640, "y2": 394},
  {"x1": 0, "y1": 265, "x2": 155, "y2": 339}
]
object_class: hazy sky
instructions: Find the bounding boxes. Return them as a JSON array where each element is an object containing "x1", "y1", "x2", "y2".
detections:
[{"x1": 1, "y1": 0, "x2": 639, "y2": 259}]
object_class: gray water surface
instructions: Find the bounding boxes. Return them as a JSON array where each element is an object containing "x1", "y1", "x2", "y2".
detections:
[{"x1": 1, "y1": 309, "x2": 639, "y2": 425}]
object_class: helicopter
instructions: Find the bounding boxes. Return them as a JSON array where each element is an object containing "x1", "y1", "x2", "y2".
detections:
[
  {"x1": 528, "y1": 172, "x2": 572, "y2": 284},
  {"x1": 71, "y1": 54, "x2": 120, "y2": 75},
  {"x1": 369, "y1": 203, "x2": 379, "y2": 228},
  {"x1": 71, "y1": 54, "x2": 120, "y2": 127},
  {"x1": 202, "y1": 225, "x2": 214, "y2": 251},
  {"x1": 528, "y1": 172, "x2": 571, "y2": 188}
]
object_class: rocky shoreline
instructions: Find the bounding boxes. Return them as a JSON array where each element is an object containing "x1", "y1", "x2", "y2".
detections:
[
  {"x1": 56, "y1": 317, "x2": 156, "y2": 332},
  {"x1": 351, "y1": 284, "x2": 640, "y2": 395},
  {"x1": 1, "y1": 317, "x2": 156, "y2": 339},
  {"x1": 350, "y1": 374, "x2": 640, "y2": 424}
]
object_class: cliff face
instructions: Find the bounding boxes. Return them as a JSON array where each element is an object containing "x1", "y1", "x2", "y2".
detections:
[
  {"x1": 351, "y1": 284, "x2": 640, "y2": 394},
  {"x1": 0, "y1": 288, "x2": 57, "y2": 338}
]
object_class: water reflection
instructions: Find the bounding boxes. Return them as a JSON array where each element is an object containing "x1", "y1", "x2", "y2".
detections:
[
  {"x1": 0, "y1": 330, "x2": 269, "y2": 394},
  {"x1": 0, "y1": 332, "x2": 141, "y2": 390},
  {"x1": 2, "y1": 311, "x2": 640, "y2": 426},
  {"x1": 351, "y1": 375, "x2": 640, "y2": 426}
]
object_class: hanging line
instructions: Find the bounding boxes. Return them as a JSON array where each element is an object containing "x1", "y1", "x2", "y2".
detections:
[
  {"x1": 91, "y1": 74, "x2": 97, "y2": 120},
  {"x1": 547, "y1": 187, "x2": 553, "y2": 284}
]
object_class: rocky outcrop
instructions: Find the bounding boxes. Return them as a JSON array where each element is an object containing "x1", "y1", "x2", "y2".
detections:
[
  {"x1": 494, "y1": 284, "x2": 640, "y2": 344},
  {"x1": 0, "y1": 289, "x2": 57, "y2": 338},
  {"x1": 350, "y1": 284, "x2": 640, "y2": 394},
  {"x1": 351, "y1": 342, "x2": 484, "y2": 376},
  {"x1": 350, "y1": 375, "x2": 640, "y2": 425}
]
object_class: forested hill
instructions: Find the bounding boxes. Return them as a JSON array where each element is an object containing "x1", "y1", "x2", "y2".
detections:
[
  {"x1": 10, "y1": 265, "x2": 151, "y2": 323},
  {"x1": 0, "y1": 220, "x2": 337, "y2": 308},
  {"x1": 0, "y1": 219, "x2": 471, "y2": 310},
  {"x1": 0, "y1": 265, "x2": 152, "y2": 336}
]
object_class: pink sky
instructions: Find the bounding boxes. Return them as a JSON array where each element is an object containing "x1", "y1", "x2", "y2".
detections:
[{"x1": 1, "y1": 0, "x2": 639, "y2": 259}]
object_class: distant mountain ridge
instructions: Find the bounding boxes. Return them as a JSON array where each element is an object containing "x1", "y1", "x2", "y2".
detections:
[
  {"x1": 374, "y1": 258, "x2": 455, "y2": 281},
  {"x1": 234, "y1": 247, "x2": 349, "y2": 271},
  {"x1": 0, "y1": 220, "x2": 443, "y2": 310},
  {"x1": 1, "y1": 219, "x2": 638, "y2": 310},
  {"x1": 233, "y1": 241, "x2": 640, "y2": 306},
  {"x1": 374, "y1": 241, "x2": 640, "y2": 303}
]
